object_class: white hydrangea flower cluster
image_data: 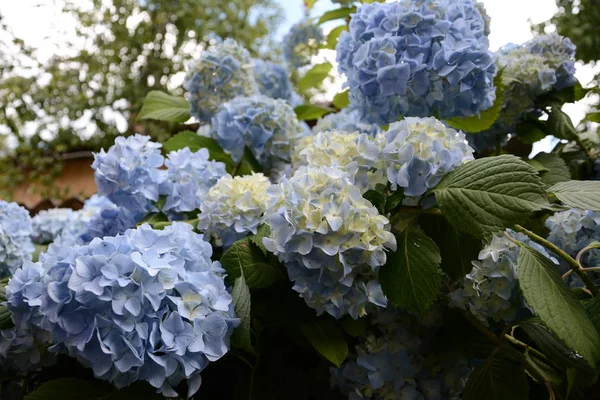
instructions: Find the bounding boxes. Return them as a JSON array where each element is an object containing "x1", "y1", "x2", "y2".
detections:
[
  {"x1": 293, "y1": 130, "x2": 386, "y2": 192},
  {"x1": 383, "y1": 117, "x2": 474, "y2": 197},
  {"x1": 449, "y1": 231, "x2": 558, "y2": 325},
  {"x1": 263, "y1": 166, "x2": 397, "y2": 319},
  {"x1": 197, "y1": 173, "x2": 271, "y2": 247}
]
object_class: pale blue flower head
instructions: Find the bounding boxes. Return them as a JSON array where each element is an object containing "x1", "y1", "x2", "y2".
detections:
[
  {"x1": 336, "y1": 0, "x2": 497, "y2": 124},
  {"x1": 197, "y1": 173, "x2": 271, "y2": 247},
  {"x1": 31, "y1": 222, "x2": 237, "y2": 397},
  {"x1": 332, "y1": 307, "x2": 471, "y2": 399},
  {"x1": 211, "y1": 95, "x2": 305, "y2": 168},
  {"x1": 263, "y1": 166, "x2": 396, "y2": 319},
  {"x1": 526, "y1": 33, "x2": 577, "y2": 90},
  {"x1": 312, "y1": 108, "x2": 381, "y2": 137},
  {"x1": 383, "y1": 117, "x2": 474, "y2": 197},
  {"x1": 449, "y1": 231, "x2": 558, "y2": 324},
  {"x1": 546, "y1": 208, "x2": 600, "y2": 287},
  {"x1": 160, "y1": 148, "x2": 227, "y2": 215},
  {"x1": 93, "y1": 134, "x2": 166, "y2": 219},
  {"x1": 253, "y1": 59, "x2": 295, "y2": 104},
  {"x1": 2, "y1": 260, "x2": 54, "y2": 371},
  {"x1": 184, "y1": 39, "x2": 259, "y2": 123},
  {"x1": 31, "y1": 208, "x2": 75, "y2": 244},
  {"x1": 57, "y1": 195, "x2": 117, "y2": 246},
  {"x1": 0, "y1": 201, "x2": 34, "y2": 277},
  {"x1": 283, "y1": 20, "x2": 324, "y2": 68}
]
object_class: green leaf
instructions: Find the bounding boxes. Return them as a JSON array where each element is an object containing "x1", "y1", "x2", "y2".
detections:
[
  {"x1": 584, "y1": 111, "x2": 600, "y2": 123},
  {"x1": 297, "y1": 62, "x2": 332, "y2": 93},
  {"x1": 300, "y1": 319, "x2": 348, "y2": 367},
  {"x1": 548, "y1": 181, "x2": 600, "y2": 212},
  {"x1": 585, "y1": 295, "x2": 600, "y2": 334},
  {"x1": 317, "y1": 7, "x2": 356, "y2": 24},
  {"x1": 332, "y1": 89, "x2": 350, "y2": 110},
  {"x1": 248, "y1": 224, "x2": 271, "y2": 255},
  {"x1": 516, "y1": 121, "x2": 547, "y2": 144},
  {"x1": 529, "y1": 153, "x2": 571, "y2": 188},
  {"x1": 137, "y1": 212, "x2": 169, "y2": 227},
  {"x1": 32, "y1": 244, "x2": 48, "y2": 262},
  {"x1": 384, "y1": 189, "x2": 404, "y2": 214},
  {"x1": 379, "y1": 230, "x2": 442, "y2": 313},
  {"x1": 517, "y1": 244, "x2": 600, "y2": 367},
  {"x1": 294, "y1": 104, "x2": 334, "y2": 121},
  {"x1": 163, "y1": 131, "x2": 237, "y2": 172},
  {"x1": 137, "y1": 90, "x2": 190, "y2": 123},
  {"x1": 324, "y1": 25, "x2": 347, "y2": 50},
  {"x1": 420, "y1": 215, "x2": 482, "y2": 281},
  {"x1": 547, "y1": 106, "x2": 579, "y2": 141},
  {"x1": 24, "y1": 378, "x2": 108, "y2": 400},
  {"x1": 304, "y1": 0, "x2": 318, "y2": 11},
  {"x1": 231, "y1": 275, "x2": 253, "y2": 353},
  {"x1": 524, "y1": 352, "x2": 563, "y2": 385},
  {"x1": 363, "y1": 190, "x2": 386, "y2": 215},
  {"x1": 518, "y1": 318, "x2": 591, "y2": 370},
  {"x1": 446, "y1": 70, "x2": 504, "y2": 133},
  {"x1": 341, "y1": 317, "x2": 366, "y2": 338},
  {"x1": 538, "y1": 81, "x2": 590, "y2": 106},
  {"x1": 430, "y1": 155, "x2": 549, "y2": 238},
  {"x1": 220, "y1": 238, "x2": 282, "y2": 290},
  {"x1": 463, "y1": 349, "x2": 529, "y2": 400},
  {"x1": 0, "y1": 305, "x2": 13, "y2": 330}
]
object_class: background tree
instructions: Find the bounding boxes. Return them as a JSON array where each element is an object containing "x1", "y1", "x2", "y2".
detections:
[{"x1": 0, "y1": 0, "x2": 283, "y2": 198}]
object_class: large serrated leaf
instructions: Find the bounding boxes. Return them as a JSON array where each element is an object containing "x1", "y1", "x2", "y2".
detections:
[
  {"x1": 332, "y1": 89, "x2": 349, "y2": 110},
  {"x1": 138, "y1": 90, "x2": 190, "y2": 123},
  {"x1": 163, "y1": 131, "x2": 236, "y2": 172},
  {"x1": 220, "y1": 238, "x2": 282, "y2": 290},
  {"x1": 446, "y1": 70, "x2": 504, "y2": 133},
  {"x1": 231, "y1": 275, "x2": 253, "y2": 354},
  {"x1": 297, "y1": 62, "x2": 332, "y2": 93},
  {"x1": 300, "y1": 319, "x2": 348, "y2": 367},
  {"x1": 420, "y1": 215, "x2": 482, "y2": 281},
  {"x1": 430, "y1": 155, "x2": 549, "y2": 238},
  {"x1": 519, "y1": 318, "x2": 590, "y2": 370},
  {"x1": 517, "y1": 244, "x2": 600, "y2": 367},
  {"x1": 529, "y1": 153, "x2": 571, "y2": 188},
  {"x1": 379, "y1": 230, "x2": 442, "y2": 313},
  {"x1": 548, "y1": 180, "x2": 600, "y2": 212},
  {"x1": 463, "y1": 349, "x2": 529, "y2": 400}
]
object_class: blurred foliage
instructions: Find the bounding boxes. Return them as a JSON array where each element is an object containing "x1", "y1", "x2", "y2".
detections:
[
  {"x1": 535, "y1": 0, "x2": 600, "y2": 135},
  {"x1": 0, "y1": 0, "x2": 283, "y2": 199}
]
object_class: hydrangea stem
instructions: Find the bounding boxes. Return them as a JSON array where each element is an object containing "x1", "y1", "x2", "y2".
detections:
[{"x1": 513, "y1": 224, "x2": 599, "y2": 296}]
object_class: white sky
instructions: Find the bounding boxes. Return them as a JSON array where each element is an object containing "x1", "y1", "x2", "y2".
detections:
[{"x1": 1, "y1": 0, "x2": 597, "y2": 151}]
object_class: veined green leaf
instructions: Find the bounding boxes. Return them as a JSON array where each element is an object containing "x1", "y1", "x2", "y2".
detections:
[
  {"x1": 297, "y1": 62, "x2": 332, "y2": 93},
  {"x1": 318, "y1": 7, "x2": 356, "y2": 24},
  {"x1": 548, "y1": 180, "x2": 600, "y2": 212},
  {"x1": 138, "y1": 90, "x2": 190, "y2": 123},
  {"x1": 301, "y1": 319, "x2": 348, "y2": 367},
  {"x1": 231, "y1": 275, "x2": 253, "y2": 354},
  {"x1": 294, "y1": 104, "x2": 334, "y2": 121}
]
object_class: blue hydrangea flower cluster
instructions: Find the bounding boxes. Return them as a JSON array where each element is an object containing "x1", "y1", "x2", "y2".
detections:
[
  {"x1": 184, "y1": 39, "x2": 259, "y2": 123},
  {"x1": 1, "y1": 260, "x2": 54, "y2": 371},
  {"x1": 93, "y1": 134, "x2": 166, "y2": 225},
  {"x1": 293, "y1": 130, "x2": 386, "y2": 192},
  {"x1": 31, "y1": 208, "x2": 75, "y2": 244},
  {"x1": 449, "y1": 231, "x2": 558, "y2": 325},
  {"x1": 336, "y1": 0, "x2": 497, "y2": 124},
  {"x1": 160, "y1": 148, "x2": 227, "y2": 216},
  {"x1": 253, "y1": 59, "x2": 295, "y2": 104},
  {"x1": 211, "y1": 95, "x2": 305, "y2": 169},
  {"x1": 263, "y1": 166, "x2": 396, "y2": 319},
  {"x1": 383, "y1": 117, "x2": 474, "y2": 197},
  {"x1": 312, "y1": 109, "x2": 381, "y2": 137},
  {"x1": 546, "y1": 208, "x2": 600, "y2": 287},
  {"x1": 332, "y1": 307, "x2": 471, "y2": 399},
  {"x1": 56, "y1": 195, "x2": 117, "y2": 246},
  {"x1": 197, "y1": 173, "x2": 271, "y2": 248},
  {"x1": 282, "y1": 20, "x2": 324, "y2": 68},
  {"x1": 0, "y1": 201, "x2": 34, "y2": 277},
  {"x1": 526, "y1": 34, "x2": 577, "y2": 91},
  {"x1": 474, "y1": 0, "x2": 491, "y2": 36},
  {"x1": 15, "y1": 223, "x2": 237, "y2": 397}
]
